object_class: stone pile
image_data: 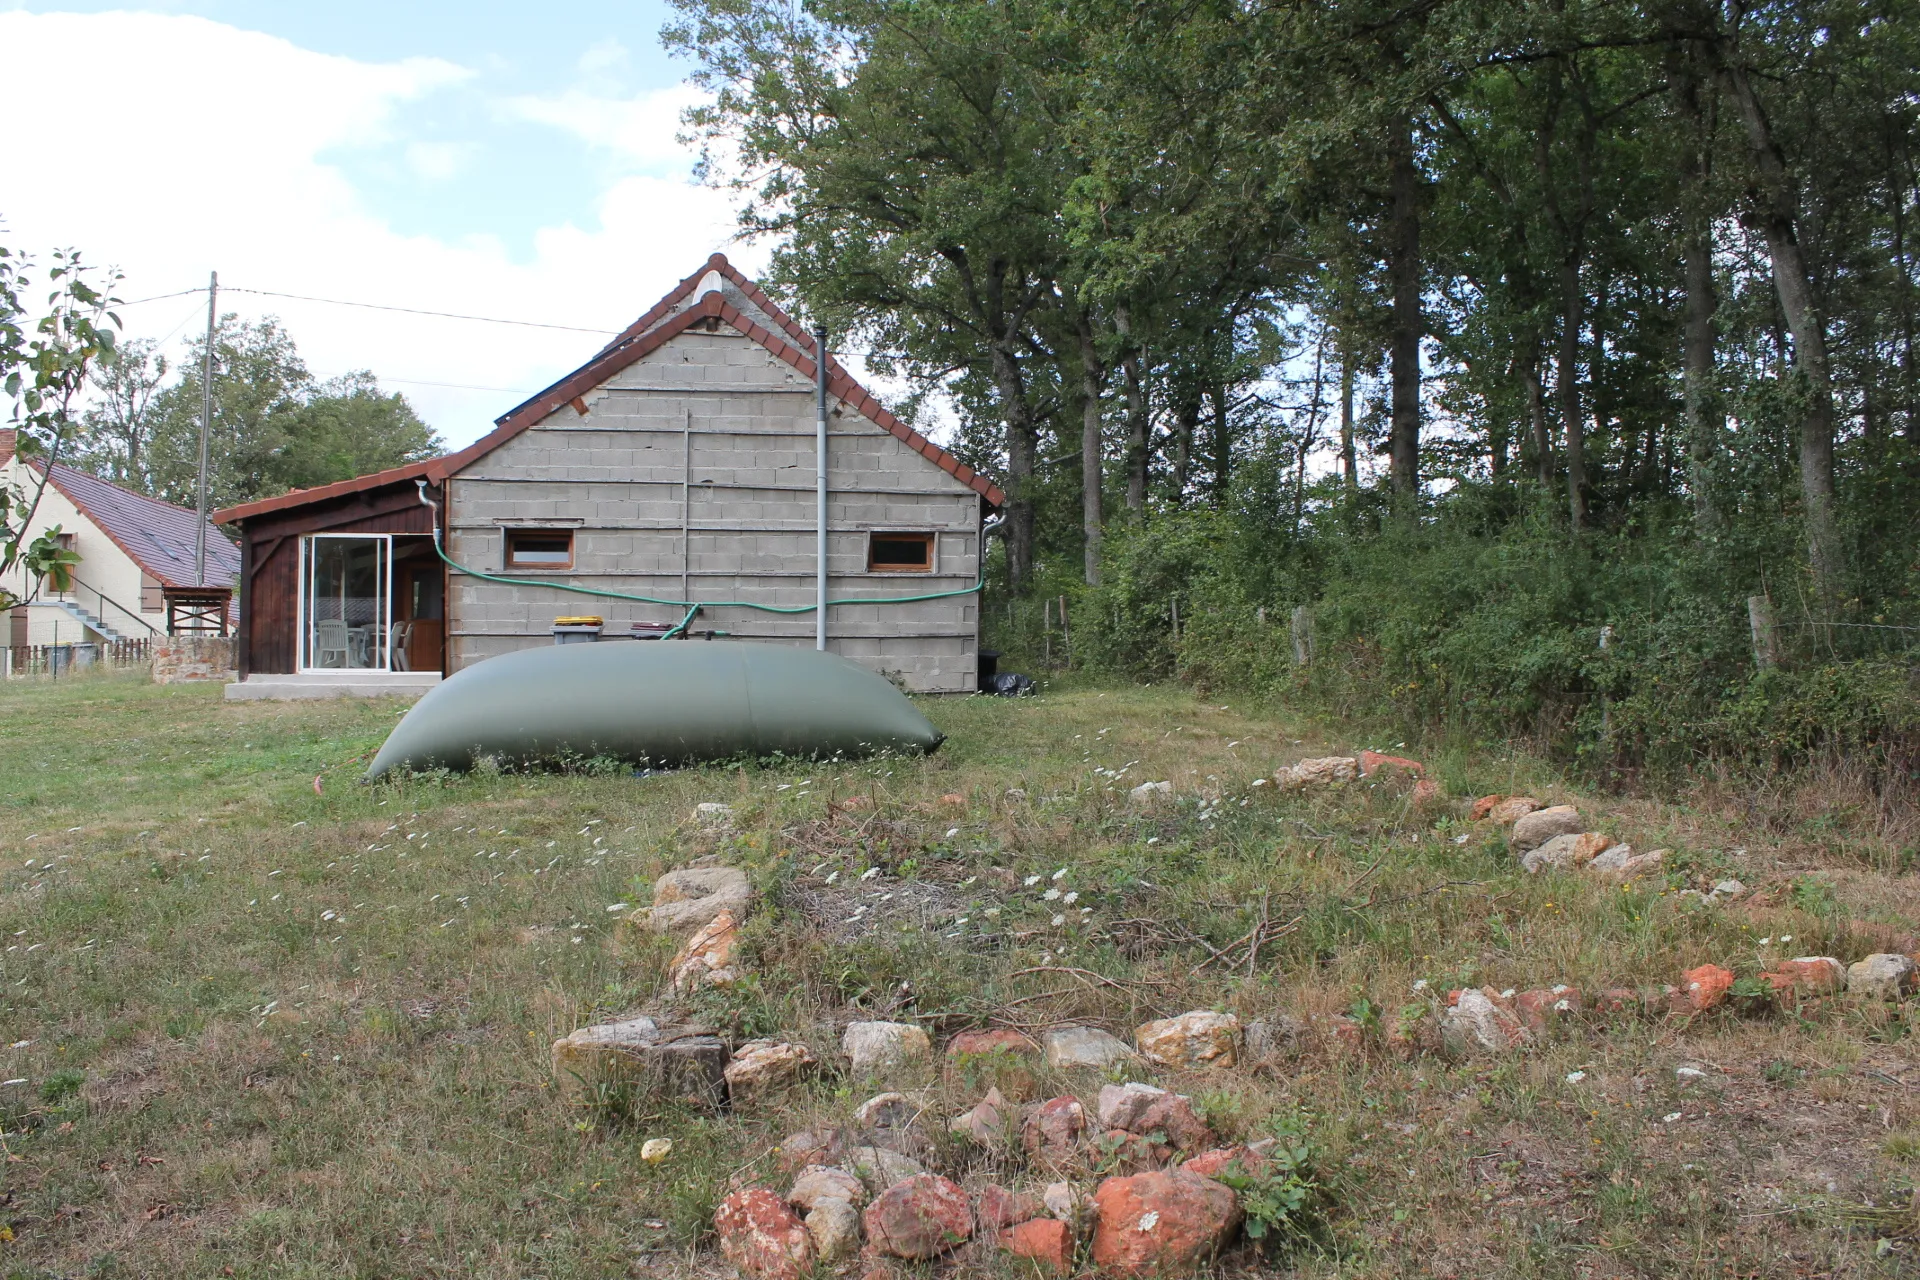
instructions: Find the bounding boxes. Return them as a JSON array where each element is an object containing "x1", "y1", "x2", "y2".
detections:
[
  {"x1": 1431, "y1": 949, "x2": 1920, "y2": 1055},
  {"x1": 1475, "y1": 797, "x2": 1668, "y2": 880},
  {"x1": 718, "y1": 1075, "x2": 1258, "y2": 1278}
]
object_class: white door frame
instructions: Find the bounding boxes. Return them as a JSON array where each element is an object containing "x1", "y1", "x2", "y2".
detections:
[{"x1": 297, "y1": 533, "x2": 393, "y2": 673}]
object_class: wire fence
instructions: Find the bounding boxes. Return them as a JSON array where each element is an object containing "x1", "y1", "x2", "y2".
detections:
[{"x1": 2, "y1": 639, "x2": 154, "y2": 680}]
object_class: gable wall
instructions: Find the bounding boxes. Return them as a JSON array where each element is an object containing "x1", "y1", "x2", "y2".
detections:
[
  {"x1": 0, "y1": 457, "x2": 163, "y2": 644},
  {"x1": 445, "y1": 318, "x2": 982, "y2": 692}
]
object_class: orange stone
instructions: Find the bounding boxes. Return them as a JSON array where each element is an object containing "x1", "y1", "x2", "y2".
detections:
[
  {"x1": 1677, "y1": 964, "x2": 1735, "y2": 1013},
  {"x1": 1001, "y1": 1217, "x2": 1072, "y2": 1274}
]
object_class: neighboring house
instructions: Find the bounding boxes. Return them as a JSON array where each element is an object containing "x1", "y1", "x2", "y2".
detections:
[
  {"x1": 0, "y1": 429, "x2": 240, "y2": 647},
  {"x1": 212, "y1": 254, "x2": 1004, "y2": 699}
]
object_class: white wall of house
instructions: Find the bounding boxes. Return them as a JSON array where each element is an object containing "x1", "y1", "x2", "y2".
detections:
[{"x1": 1, "y1": 455, "x2": 165, "y2": 645}]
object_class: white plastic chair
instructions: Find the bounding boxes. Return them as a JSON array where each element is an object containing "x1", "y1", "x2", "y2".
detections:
[
  {"x1": 313, "y1": 619, "x2": 349, "y2": 668},
  {"x1": 390, "y1": 621, "x2": 414, "y2": 671}
]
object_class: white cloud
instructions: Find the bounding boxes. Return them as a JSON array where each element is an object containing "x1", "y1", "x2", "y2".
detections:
[
  {"x1": 0, "y1": 11, "x2": 761, "y2": 448},
  {"x1": 405, "y1": 141, "x2": 474, "y2": 182},
  {"x1": 502, "y1": 82, "x2": 711, "y2": 170}
]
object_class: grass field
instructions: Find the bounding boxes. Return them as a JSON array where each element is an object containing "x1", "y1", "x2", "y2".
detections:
[{"x1": 2, "y1": 670, "x2": 1918, "y2": 1278}]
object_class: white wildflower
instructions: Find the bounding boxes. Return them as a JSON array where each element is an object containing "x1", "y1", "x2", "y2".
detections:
[
  {"x1": 1043, "y1": 888, "x2": 1061, "y2": 901},
  {"x1": 861, "y1": 866, "x2": 881, "y2": 881},
  {"x1": 1051, "y1": 867, "x2": 1068, "y2": 881},
  {"x1": 1565, "y1": 1071, "x2": 1586, "y2": 1084},
  {"x1": 1052, "y1": 914, "x2": 1067, "y2": 927},
  {"x1": 1024, "y1": 875, "x2": 1042, "y2": 887},
  {"x1": 1063, "y1": 891, "x2": 1079, "y2": 905}
]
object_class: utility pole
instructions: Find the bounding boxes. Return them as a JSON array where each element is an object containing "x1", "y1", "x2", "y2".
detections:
[{"x1": 194, "y1": 271, "x2": 217, "y2": 585}]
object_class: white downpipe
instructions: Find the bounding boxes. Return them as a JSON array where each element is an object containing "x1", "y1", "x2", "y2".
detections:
[{"x1": 814, "y1": 324, "x2": 829, "y2": 651}]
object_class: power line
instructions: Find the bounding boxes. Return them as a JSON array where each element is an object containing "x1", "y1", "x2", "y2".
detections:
[
  {"x1": 116, "y1": 288, "x2": 207, "y2": 308},
  {"x1": 114, "y1": 282, "x2": 621, "y2": 335},
  {"x1": 227, "y1": 286, "x2": 618, "y2": 335}
]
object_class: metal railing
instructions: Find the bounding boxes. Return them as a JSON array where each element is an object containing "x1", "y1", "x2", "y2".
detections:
[{"x1": 51, "y1": 576, "x2": 161, "y2": 637}]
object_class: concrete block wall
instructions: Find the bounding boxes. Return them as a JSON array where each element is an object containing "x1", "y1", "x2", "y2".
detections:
[{"x1": 447, "y1": 315, "x2": 984, "y2": 692}]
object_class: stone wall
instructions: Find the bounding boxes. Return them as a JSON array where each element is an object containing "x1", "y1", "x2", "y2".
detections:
[{"x1": 152, "y1": 636, "x2": 236, "y2": 684}]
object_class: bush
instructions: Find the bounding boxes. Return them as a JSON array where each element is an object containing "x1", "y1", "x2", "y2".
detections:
[{"x1": 985, "y1": 481, "x2": 1920, "y2": 791}]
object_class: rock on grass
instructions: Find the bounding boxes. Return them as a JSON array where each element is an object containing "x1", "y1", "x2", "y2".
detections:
[
  {"x1": 1511, "y1": 805, "x2": 1583, "y2": 852},
  {"x1": 861, "y1": 1174, "x2": 973, "y2": 1259},
  {"x1": 1847, "y1": 953, "x2": 1919, "y2": 1000},
  {"x1": 549, "y1": 1016, "x2": 726, "y2": 1108},
  {"x1": 1043, "y1": 1025, "x2": 1138, "y2": 1069},
  {"x1": 842, "y1": 1021, "x2": 932, "y2": 1077},
  {"x1": 1134, "y1": 1010, "x2": 1240, "y2": 1069},
  {"x1": 714, "y1": 1188, "x2": 815, "y2": 1280},
  {"x1": 1090, "y1": 1171, "x2": 1241, "y2": 1277}
]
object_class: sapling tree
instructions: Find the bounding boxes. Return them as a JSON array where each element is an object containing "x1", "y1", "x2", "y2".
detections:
[{"x1": 0, "y1": 237, "x2": 121, "y2": 608}]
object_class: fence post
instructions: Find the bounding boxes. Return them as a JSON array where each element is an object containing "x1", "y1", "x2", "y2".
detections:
[
  {"x1": 1748, "y1": 595, "x2": 1779, "y2": 670},
  {"x1": 1057, "y1": 595, "x2": 1071, "y2": 668},
  {"x1": 1291, "y1": 605, "x2": 1314, "y2": 668},
  {"x1": 1043, "y1": 596, "x2": 1053, "y2": 666}
]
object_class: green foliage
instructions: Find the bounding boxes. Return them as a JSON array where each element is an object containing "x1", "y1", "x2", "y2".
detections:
[
  {"x1": 39, "y1": 1068, "x2": 84, "y2": 1105},
  {"x1": 1215, "y1": 1108, "x2": 1327, "y2": 1253},
  {"x1": 0, "y1": 238, "x2": 120, "y2": 584},
  {"x1": 139, "y1": 318, "x2": 440, "y2": 510},
  {"x1": 22, "y1": 524, "x2": 80, "y2": 596}
]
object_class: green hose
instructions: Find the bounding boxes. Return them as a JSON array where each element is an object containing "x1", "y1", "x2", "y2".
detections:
[{"x1": 417, "y1": 481, "x2": 987, "y2": 641}]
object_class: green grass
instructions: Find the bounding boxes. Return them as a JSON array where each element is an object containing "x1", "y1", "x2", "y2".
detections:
[{"x1": 0, "y1": 669, "x2": 1916, "y2": 1278}]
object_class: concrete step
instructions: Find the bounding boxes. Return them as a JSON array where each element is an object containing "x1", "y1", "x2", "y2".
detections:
[{"x1": 223, "y1": 672, "x2": 443, "y2": 701}]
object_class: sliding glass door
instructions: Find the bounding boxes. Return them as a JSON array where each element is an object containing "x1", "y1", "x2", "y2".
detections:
[{"x1": 300, "y1": 535, "x2": 390, "y2": 672}]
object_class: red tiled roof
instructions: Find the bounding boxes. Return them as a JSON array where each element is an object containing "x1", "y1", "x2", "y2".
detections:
[
  {"x1": 34, "y1": 460, "x2": 240, "y2": 589},
  {"x1": 213, "y1": 254, "x2": 1004, "y2": 523}
]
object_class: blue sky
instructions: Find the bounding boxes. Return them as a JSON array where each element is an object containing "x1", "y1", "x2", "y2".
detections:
[{"x1": 0, "y1": 3, "x2": 767, "y2": 445}]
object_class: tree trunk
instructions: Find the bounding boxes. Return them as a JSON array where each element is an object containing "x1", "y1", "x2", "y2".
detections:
[
  {"x1": 1520, "y1": 337, "x2": 1552, "y2": 484},
  {"x1": 1683, "y1": 226, "x2": 1721, "y2": 528},
  {"x1": 1209, "y1": 382, "x2": 1232, "y2": 502},
  {"x1": 1556, "y1": 256, "x2": 1589, "y2": 530},
  {"x1": 1386, "y1": 115, "x2": 1423, "y2": 511},
  {"x1": 1075, "y1": 312, "x2": 1105, "y2": 586},
  {"x1": 1339, "y1": 356, "x2": 1358, "y2": 491},
  {"x1": 1718, "y1": 54, "x2": 1844, "y2": 611},
  {"x1": 1172, "y1": 391, "x2": 1199, "y2": 501},
  {"x1": 987, "y1": 341, "x2": 1038, "y2": 593},
  {"x1": 1114, "y1": 305, "x2": 1149, "y2": 513},
  {"x1": 1292, "y1": 328, "x2": 1328, "y2": 532},
  {"x1": 1675, "y1": 40, "x2": 1722, "y2": 532}
]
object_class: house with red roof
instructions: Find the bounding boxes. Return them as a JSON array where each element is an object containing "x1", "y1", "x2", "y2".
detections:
[
  {"x1": 1, "y1": 429, "x2": 240, "y2": 650},
  {"x1": 212, "y1": 255, "x2": 1002, "y2": 700}
]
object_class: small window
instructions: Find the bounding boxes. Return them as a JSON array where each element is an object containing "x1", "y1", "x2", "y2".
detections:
[
  {"x1": 867, "y1": 532, "x2": 934, "y2": 573},
  {"x1": 505, "y1": 529, "x2": 575, "y2": 570}
]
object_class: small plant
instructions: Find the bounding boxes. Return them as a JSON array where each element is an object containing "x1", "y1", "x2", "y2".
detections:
[
  {"x1": 40, "y1": 1068, "x2": 84, "y2": 1105},
  {"x1": 1729, "y1": 975, "x2": 1777, "y2": 1016},
  {"x1": 1763, "y1": 1058, "x2": 1805, "y2": 1087},
  {"x1": 1790, "y1": 875, "x2": 1839, "y2": 917},
  {"x1": 1214, "y1": 1108, "x2": 1328, "y2": 1253}
]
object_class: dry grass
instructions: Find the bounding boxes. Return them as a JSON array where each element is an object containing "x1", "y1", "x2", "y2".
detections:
[{"x1": 1, "y1": 669, "x2": 1917, "y2": 1278}]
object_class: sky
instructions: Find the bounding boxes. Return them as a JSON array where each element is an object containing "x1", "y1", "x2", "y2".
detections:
[{"x1": 0, "y1": 2, "x2": 770, "y2": 449}]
